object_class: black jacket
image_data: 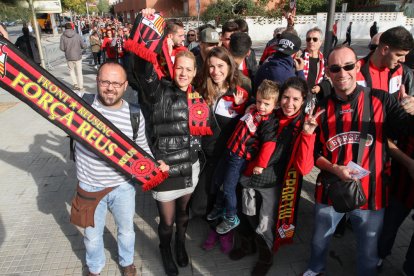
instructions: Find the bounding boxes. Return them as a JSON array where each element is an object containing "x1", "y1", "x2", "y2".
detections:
[
  {"x1": 15, "y1": 34, "x2": 41, "y2": 64},
  {"x1": 131, "y1": 57, "x2": 197, "y2": 192}
]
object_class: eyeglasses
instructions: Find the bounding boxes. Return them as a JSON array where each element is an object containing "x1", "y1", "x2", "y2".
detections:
[
  {"x1": 98, "y1": 79, "x2": 126, "y2": 88},
  {"x1": 328, "y1": 63, "x2": 356, "y2": 73},
  {"x1": 306, "y1": 37, "x2": 319, "y2": 42},
  {"x1": 187, "y1": 33, "x2": 196, "y2": 37}
]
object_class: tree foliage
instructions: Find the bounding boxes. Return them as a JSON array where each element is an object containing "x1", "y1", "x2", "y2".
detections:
[
  {"x1": 97, "y1": 0, "x2": 109, "y2": 14},
  {"x1": 201, "y1": 0, "x2": 281, "y2": 26},
  {"x1": 0, "y1": 0, "x2": 30, "y2": 21},
  {"x1": 61, "y1": 0, "x2": 87, "y2": 14}
]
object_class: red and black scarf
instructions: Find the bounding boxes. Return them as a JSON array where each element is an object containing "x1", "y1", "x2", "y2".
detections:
[
  {"x1": 124, "y1": 12, "x2": 173, "y2": 79},
  {"x1": 273, "y1": 114, "x2": 304, "y2": 251},
  {"x1": 187, "y1": 86, "x2": 212, "y2": 136},
  {"x1": 0, "y1": 36, "x2": 168, "y2": 191},
  {"x1": 303, "y1": 50, "x2": 325, "y2": 85}
]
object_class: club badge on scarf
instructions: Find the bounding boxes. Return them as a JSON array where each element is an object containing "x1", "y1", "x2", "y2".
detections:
[
  {"x1": 0, "y1": 36, "x2": 168, "y2": 191},
  {"x1": 187, "y1": 86, "x2": 212, "y2": 136},
  {"x1": 124, "y1": 12, "x2": 173, "y2": 79}
]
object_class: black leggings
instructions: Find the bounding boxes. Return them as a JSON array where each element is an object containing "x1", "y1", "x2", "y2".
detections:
[
  {"x1": 156, "y1": 193, "x2": 192, "y2": 246},
  {"x1": 92, "y1": 51, "x2": 101, "y2": 65}
]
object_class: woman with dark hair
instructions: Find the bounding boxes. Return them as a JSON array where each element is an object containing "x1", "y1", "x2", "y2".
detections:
[
  {"x1": 195, "y1": 46, "x2": 249, "y2": 254},
  {"x1": 230, "y1": 77, "x2": 309, "y2": 276}
]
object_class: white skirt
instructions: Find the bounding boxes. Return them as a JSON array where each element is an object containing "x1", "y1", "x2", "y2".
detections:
[{"x1": 152, "y1": 161, "x2": 200, "y2": 202}]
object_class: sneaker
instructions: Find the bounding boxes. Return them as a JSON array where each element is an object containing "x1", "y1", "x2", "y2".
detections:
[
  {"x1": 73, "y1": 85, "x2": 80, "y2": 91},
  {"x1": 219, "y1": 231, "x2": 234, "y2": 254},
  {"x1": 122, "y1": 264, "x2": 137, "y2": 276},
  {"x1": 216, "y1": 215, "x2": 240, "y2": 234},
  {"x1": 206, "y1": 207, "x2": 224, "y2": 221},
  {"x1": 202, "y1": 229, "x2": 219, "y2": 250},
  {"x1": 78, "y1": 88, "x2": 86, "y2": 93},
  {"x1": 301, "y1": 269, "x2": 323, "y2": 276}
]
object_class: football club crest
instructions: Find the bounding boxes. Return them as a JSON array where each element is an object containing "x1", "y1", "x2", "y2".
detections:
[{"x1": 0, "y1": 42, "x2": 7, "y2": 78}]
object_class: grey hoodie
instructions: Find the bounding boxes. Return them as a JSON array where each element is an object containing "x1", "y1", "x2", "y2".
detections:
[{"x1": 60, "y1": 29, "x2": 86, "y2": 61}]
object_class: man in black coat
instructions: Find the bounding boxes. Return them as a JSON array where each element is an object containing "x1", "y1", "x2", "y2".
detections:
[{"x1": 15, "y1": 27, "x2": 41, "y2": 65}]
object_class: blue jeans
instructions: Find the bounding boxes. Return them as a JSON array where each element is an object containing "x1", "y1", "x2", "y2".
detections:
[
  {"x1": 80, "y1": 182, "x2": 136, "y2": 274},
  {"x1": 378, "y1": 197, "x2": 414, "y2": 276},
  {"x1": 213, "y1": 150, "x2": 246, "y2": 217},
  {"x1": 308, "y1": 203, "x2": 384, "y2": 276}
]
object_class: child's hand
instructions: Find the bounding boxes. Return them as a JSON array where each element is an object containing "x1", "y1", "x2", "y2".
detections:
[
  {"x1": 311, "y1": 85, "x2": 321, "y2": 94},
  {"x1": 253, "y1": 166, "x2": 264, "y2": 175},
  {"x1": 233, "y1": 90, "x2": 246, "y2": 105}
]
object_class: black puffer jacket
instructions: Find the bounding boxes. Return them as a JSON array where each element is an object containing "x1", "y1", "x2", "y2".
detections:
[{"x1": 131, "y1": 57, "x2": 196, "y2": 192}]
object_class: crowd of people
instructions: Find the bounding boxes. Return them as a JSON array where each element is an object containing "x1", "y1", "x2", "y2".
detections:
[{"x1": 3, "y1": 8, "x2": 414, "y2": 276}]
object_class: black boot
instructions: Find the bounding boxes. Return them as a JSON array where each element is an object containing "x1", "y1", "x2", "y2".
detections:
[
  {"x1": 251, "y1": 235, "x2": 273, "y2": 276},
  {"x1": 175, "y1": 233, "x2": 189, "y2": 267},
  {"x1": 229, "y1": 232, "x2": 256, "y2": 261},
  {"x1": 159, "y1": 244, "x2": 179, "y2": 276}
]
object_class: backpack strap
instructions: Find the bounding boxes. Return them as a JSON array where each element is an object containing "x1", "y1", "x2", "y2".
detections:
[{"x1": 128, "y1": 102, "x2": 141, "y2": 142}]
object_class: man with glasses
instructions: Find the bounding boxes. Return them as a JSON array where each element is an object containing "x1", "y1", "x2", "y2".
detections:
[
  {"x1": 185, "y1": 29, "x2": 198, "y2": 51},
  {"x1": 302, "y1": 27, "x2": 325, "y2": 88},
  {"x1": 75, "y1": 62, "x2": 167, "y2": 276},
  {"x1": 298, "y1": 45, "x2": 414, "y2": 276}
]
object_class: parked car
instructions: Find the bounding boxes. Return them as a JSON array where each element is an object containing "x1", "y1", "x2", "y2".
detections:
[{"x1": 6, "y1": 21, "x2": 16, "y2": 26}]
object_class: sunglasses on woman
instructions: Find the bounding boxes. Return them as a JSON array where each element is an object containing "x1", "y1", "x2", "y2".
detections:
[
  {"x1": 306, "y1": 37, "x2": 319, "y2": 42},
  {"x1": 328, "y1": 63, "x2": 356, "y2": 73}
]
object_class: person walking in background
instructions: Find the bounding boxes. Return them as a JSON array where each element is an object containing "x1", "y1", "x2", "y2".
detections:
[
  {"x1": 342, "y1": 22, "x2": 352, "y2": 46},
  {"x1": 370, "y1": 21, "x2": 378, "y2": 39},
  {"x1": 15, "y1": 27, "x2": 41, "y2": 65},
  {"x1": 60, "y1": 22, "x2": 86, "y2": 92},
  {"x1": 332, "y1": 19, "x2": 338, "y2": 48},
  {"x1": 89, "y1": 30, "x2": 102, "y2": 69}
]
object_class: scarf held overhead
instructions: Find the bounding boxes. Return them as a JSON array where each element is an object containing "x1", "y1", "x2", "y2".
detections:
[{"x1": 0, "y1": 36, "x2": 168, "y2": 191}]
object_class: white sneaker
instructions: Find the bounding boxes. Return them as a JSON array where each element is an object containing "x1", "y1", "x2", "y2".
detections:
[
  {"x1": 94, "y1": 65, "x2": 98, "y2": 69},
  {"x1": 301, "y1": 269, "x2": 322, "y2": 276}
]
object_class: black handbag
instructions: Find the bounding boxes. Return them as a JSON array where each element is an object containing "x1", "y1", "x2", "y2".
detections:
[{"x1": 325, "y1": 88, "x2": 370, "y2": 213}]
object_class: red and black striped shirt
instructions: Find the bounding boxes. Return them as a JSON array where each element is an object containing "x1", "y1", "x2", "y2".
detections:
[
  {"x1": 313, "y1": 86, "x2": 412, "y2": 210},
  {"x1": 226, "y1": 109, "x2": 278, "y2": 161}
]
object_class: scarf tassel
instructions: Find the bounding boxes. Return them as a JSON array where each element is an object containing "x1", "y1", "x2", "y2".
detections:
[
  {"x1": 141, "y1": 171, "x2": 169, "y2": 191},
  {"x1": 124, "y1": 39, "x2": 165, "y2": 79},
  {"x1": 190, "y1": 126, "x2": 213, "y2": 136}
]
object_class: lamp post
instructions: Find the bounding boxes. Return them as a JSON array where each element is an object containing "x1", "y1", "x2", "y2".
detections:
[
  {"x1": 323, "y1": 0, "x2": 336, "y2": 58},
  {"x1": 29, "y1": 0, "x2": 46, "y2": 68}
]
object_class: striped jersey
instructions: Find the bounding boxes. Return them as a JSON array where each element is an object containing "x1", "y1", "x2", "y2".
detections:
[
  {"x1": 313, "y1": 86, "x2": 412, "y2": 210},
  {"x1": 75, "y1": 96, "x2": 152, "y2": 187}
]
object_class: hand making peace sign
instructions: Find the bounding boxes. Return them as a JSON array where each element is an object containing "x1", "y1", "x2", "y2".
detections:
[{"x1": 302, "y1": 105, "x2": 325, "y2": 135}]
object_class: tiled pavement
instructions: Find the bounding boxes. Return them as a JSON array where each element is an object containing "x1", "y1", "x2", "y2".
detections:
[{"x1": 0, "y1": 40, "x2": 411, "y2": 276}]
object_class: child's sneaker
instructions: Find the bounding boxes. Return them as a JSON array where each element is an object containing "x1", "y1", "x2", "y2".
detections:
[
  {"x1": 216, "y1": 215, "x2": 240, "y2": 234},
  {"x1": 202, "y1": 229, "x2": 219, "y2": 251},
  {"x1": 219, "y1": 231, "x2": 234, "y2": 254},
  {"x1": 206, "y1": 207, "x2": 224, "y2": 221}
]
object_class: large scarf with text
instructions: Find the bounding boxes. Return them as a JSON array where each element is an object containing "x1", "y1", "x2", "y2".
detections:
[
  {"x1": 124, "y1": 12, "x2": 173, "y2": 79},
  {"x1": 0, "y1": 36, "x2": 168, "y2": 191},
  {"x1": 302, "y1": 50, "x2": 325, "y2": 85},
  {"x1": 273, "y1": 121, "x2": 304, "y2": 251},
  {"x1": 187, "y1": 86, "x2": 212, "y2": 136}
]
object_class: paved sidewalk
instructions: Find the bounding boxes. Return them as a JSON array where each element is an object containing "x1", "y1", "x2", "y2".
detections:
[{"x1": 0, "y1": 42, "x2": 411, "y2": 276}]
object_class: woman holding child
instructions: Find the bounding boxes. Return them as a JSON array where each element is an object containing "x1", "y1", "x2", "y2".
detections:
[
  {"x1": 196, "y1": 46, "x2": 249, "y2": 253},
  {"x1": 229, "y1": 77, "x2": 309, "y2": 276}
]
